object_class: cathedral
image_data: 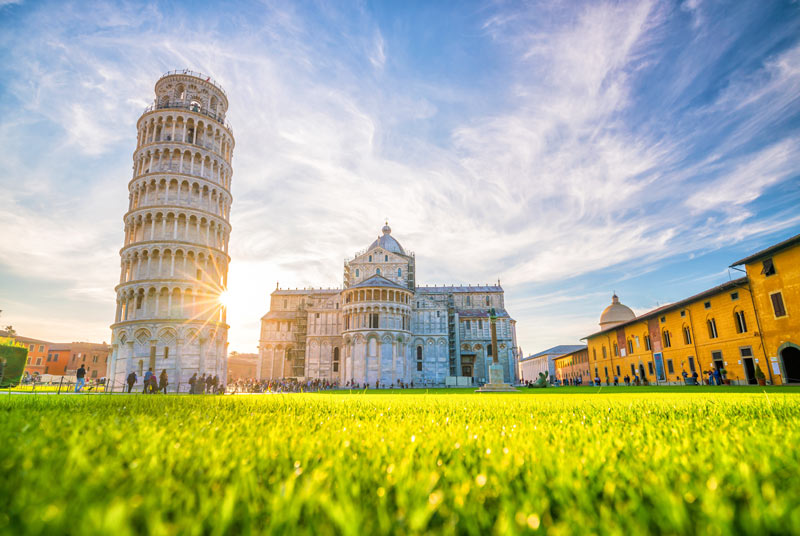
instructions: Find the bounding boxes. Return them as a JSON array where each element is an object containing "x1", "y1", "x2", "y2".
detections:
[{"x1": 258, "y1": 224, "x2": 519, "y2": 386}]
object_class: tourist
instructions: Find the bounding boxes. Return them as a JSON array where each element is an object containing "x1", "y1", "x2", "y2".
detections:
[
  {"x1": 707, "y1": 370, "x2": 715, "y2": 386},
  {"x1": 206, "y1": 374, "x2": 214, "y2": 394},
  {"x1": 126, "y1": 371, "x2": 137, "y2": 393},
  {"x1": 613, "y1": 375, "x2": 619, "y2": 386},
  {"x1": 594, "y1": 375, "x2": 600, "y2": 386},
  {"x1": 199, "y1": 374, "x2": 207, "y2": 394},
  {"x1": 75, "y1": 364, "x2": 86, "y2": 393},
  {"x1": 189, "y1": 373, "x2": 197, "y2": 394},
  {"x1": 143, "y1": 368, "x2": 154, "y2": 394},
  {"x1": 159, "y1": 369, "x2": 168, "y2": 394},
  {"x1": 212, "y1": 375, "x2": 219, "y2": 393},
  {"x1": 149, "y1": 373, "x2": 158, "y2": 394},
  {"x1": 691, "y1": 370, "x2": 699, "y2": 385},
  {"x1": 714, "y1": 368, "x2": 722, "y2": 386}
]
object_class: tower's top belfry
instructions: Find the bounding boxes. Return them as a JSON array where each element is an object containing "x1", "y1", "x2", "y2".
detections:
[{"x1": 153, "y1": 69, "x2": 230, "y2": 124}]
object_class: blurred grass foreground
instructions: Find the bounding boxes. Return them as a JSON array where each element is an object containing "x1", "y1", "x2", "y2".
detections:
[{"x1": 1, "y1": 391, "x2": 798, "y2": 535}]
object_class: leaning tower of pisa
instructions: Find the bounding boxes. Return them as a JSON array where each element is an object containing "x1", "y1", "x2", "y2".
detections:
[{"x1": 108, "y1": 70, "x2": 234, "y2": 392}]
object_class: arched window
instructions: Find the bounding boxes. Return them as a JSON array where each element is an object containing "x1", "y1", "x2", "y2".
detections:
[
  {"x1": 376, "y1": 268, "x2": 381, "y2": 275},
  {"x1": 734, "y1": 311, "x2": 747, "y2": 333},
  {"x1": 613, "y1": 342, "x2": 619, "y2": 356},
  {"x1": 385, "y1": 255, "x2": 388, "y2": 261},
  {"x1": 602, "y1": 346, "x2": 607, "y2": 359},
  {"x1": 355, "y1": 269, "x2": 359, "y2": 277},
  {"x1": 488, "y1": 344, "x2": 493, "y2": 357},
  {"x1": 333, "y1": 347, "x2": 340, "y2": 372},
  {"x1": 416, "y1": 346, "x2": 423, "y2": 371},
  {"x1": 466, "y1": 296, "x2": 471, "y2": 306},
  {"x1": 663, "y1": 330, "x2": 671, "y2": 348},
  {"x1": 368, "y1": 255, "x2": 372, "y2": 262},
  {"x1": 683, "y1": 326, "x2": 692, "y2": 345},
  {"x1": 627, "y1": 339, "x2": 633, "y2": 354},
  {"x1": 486, "y1": 296, "x2": 490, "y2": 306},
  {"x1": 707, "y1": 318, "x2": 718, "y2": 339},
  {"x1": 398, "y1": 268, "x2": 402, "y2": 277}
]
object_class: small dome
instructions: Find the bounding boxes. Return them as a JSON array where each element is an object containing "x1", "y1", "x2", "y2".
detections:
[
  {"x1": 368, "y1": 223, "x2": 405, "y2": 255},
  {"x1": 599, "y1": 294, "x2": 635, "y2": 329}
]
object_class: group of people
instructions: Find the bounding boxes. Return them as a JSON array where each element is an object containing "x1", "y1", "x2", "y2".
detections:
[
  {"x1": 188, "y1": 372, "x2": 223, "y2": 394},
  {"x1": 126, "y1": 368, "x2": 169, "y2": 394},
  {"x1": 705, "y1": 368, "x2": 725, "y2": 385},
  {"x1": 228, "y1": 377, "x2": 437, "y2": 393},
  {"x1": 122, "y1": 369, "x2": 224, "y2": 394},
  {"x1": 545, "y1": 368, "x2": 727, "y2": 387},
  {"x1": 341, "y1": 379, "x2": 423, "y2": 389},
  {"x1": 229, "y1": 377, "x2": 338, "y2": 394}
]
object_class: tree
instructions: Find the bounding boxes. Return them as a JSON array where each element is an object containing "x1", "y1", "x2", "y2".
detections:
[{"x1": 3, "y1": 326, "x2": 15, "y2": 337}]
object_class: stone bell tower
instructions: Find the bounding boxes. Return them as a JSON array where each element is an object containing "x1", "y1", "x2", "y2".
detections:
[{"x1": 108, "y1": 70, "x2": 234, "y2": 392}]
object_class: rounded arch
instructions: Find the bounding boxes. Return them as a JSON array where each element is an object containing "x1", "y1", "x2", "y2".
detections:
[{"x1": 778, "y1": 342, "x2": 800, "y2": 384}]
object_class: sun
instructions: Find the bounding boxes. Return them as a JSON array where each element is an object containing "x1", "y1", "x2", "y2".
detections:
[{"x1": 218, "y1": 290, "x2": 232, "y2": 308}]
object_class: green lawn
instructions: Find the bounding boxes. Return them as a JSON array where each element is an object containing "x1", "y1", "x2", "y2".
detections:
[
  {"x1": 328, "y1": 385, "x2": 800, "y2": 395},
  {"x1": 1, "y1": 391, "x2": 798, "y2": 535}
]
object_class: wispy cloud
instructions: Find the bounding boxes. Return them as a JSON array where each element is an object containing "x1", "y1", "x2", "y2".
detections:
[{"x1": 0, "y1": 0, "x2": 798, "y2": 355}]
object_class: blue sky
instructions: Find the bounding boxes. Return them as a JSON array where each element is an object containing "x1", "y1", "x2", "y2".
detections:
[{"x1": 0, "y1": 0, "x2": 799, "y2": 355}]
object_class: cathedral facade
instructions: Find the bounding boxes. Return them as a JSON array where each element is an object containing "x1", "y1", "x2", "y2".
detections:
[{"x1": 258, "y1": 225, "x2": 519, "y2": 386}]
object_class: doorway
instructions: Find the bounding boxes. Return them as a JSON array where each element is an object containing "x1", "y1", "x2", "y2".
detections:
[
  {"x1": 712, "y1": 351, "x2": 723, "y2": 372},
  {"x1": 461, "y1": 354, "x2": 475, "y2": 377},
  {"x1": 743, "y1": 357, "x2": 757, "y2": 385},
  {"x1": 781, "y1": 346, "x2": 800, "y2": 384}
]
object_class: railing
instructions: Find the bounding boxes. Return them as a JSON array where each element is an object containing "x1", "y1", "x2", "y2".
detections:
[
  {"x1": 159, "y1": 69, "x2": 227, "y2": 98},
  {"x1": 142, "y1": 101, "x2": 233, "y2": 133}
]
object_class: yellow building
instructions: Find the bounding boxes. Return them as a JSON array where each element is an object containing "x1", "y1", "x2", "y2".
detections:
[
  {"x1": 583, "y1": 232, "x2": 800, "y2": 386},
  {"x1": 730, "y1": 233, "x2": 800, "y2": 384},
  {"x1": 553, "y1": 346, "x2": 589, "y2": 384},
  {"x1": 584, "y1": 278, "x2": 767, "y2": 385}
]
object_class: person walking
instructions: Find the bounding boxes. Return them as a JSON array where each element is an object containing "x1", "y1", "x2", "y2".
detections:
[
  {"x1": 207, "y1": 374, "x2": 214, "y2": 394},
  {"x1": 75, "y1": 364, "x2": 86, "y2": 393},
  {"x1": 126, "y1": 371, "x2": 137, "y2": 393},
  {"x1": 159, "y1": 369, "x2": 168, "y2": 394},
  {"x1": 714, "y1": 367, "x2": 722, "y2": 386},
  {"x1": 143, "y1": 368, "x2": 154, "y2": 394},
  {"x1": 149, "y1": 373, "x2": 158, "y2": 394}
]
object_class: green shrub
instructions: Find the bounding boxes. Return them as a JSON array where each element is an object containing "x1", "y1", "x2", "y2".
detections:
[
  {"x1": 0, "y1": 344, "x2": 28, "y2": 387},
  {"x1": 755, "y1": 365, "x2": 766, "y2": 380}
]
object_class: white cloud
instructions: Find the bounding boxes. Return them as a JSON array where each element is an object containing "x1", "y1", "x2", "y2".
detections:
[{"x1": 0, "y1": 0, "x2": 798, "y2": 356}]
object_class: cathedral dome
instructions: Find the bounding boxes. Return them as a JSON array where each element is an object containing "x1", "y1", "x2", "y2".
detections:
[
  {"x1": 369, "y1": 223, "x2": 406, "y2": 255},
  {"x1": 599, "y1": 294, "x2": 635, "y2": 329}
]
